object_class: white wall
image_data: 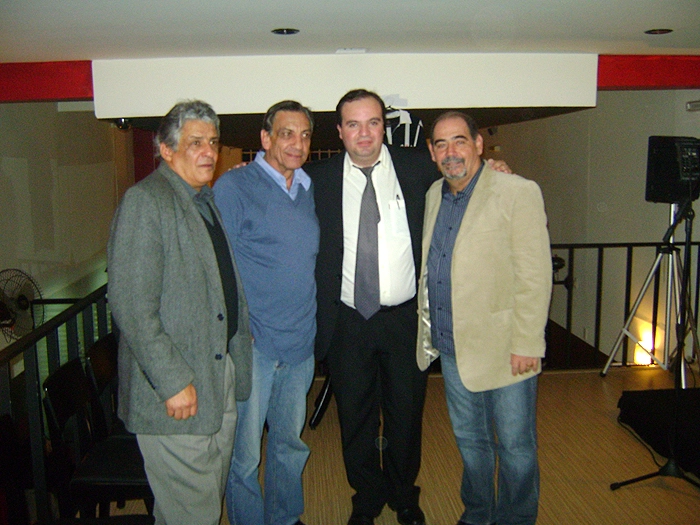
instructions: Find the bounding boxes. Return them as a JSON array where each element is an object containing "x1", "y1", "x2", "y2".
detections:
[
  {"x1": 482, "y1": 89, "x2": 700, "y2": 360},
  {"x1": 3, "y1": 90, "x2": 699, "y2": 359},
  {"x1": 0, "y1": 102, "x2": 133, "y2": 351}
]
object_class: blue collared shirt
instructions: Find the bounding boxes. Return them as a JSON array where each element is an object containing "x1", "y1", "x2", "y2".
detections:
[
  {"x1": 254, "y1": 150, "x2": 311, "y2": 201},
  {"x1": 427, "y1": 163, "x2": 484, "y2": 356}
]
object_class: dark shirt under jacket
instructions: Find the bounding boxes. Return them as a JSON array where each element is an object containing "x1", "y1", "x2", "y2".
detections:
[
  {"x1": 179, "y1": 183, "x2": 239, "y2": 340},
  {"x1": 427, "y1": 163, "x2": 483, "y2": 357}
]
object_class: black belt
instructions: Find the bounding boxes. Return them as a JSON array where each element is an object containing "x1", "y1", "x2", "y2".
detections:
[{"x1": 378, "y1": 297, "x2": 416, "y2": 313}]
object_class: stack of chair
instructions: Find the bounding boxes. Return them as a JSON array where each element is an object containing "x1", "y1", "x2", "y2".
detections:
[
  {"x1": 84, "y1": 333, "x2": 130, "y2": 441},
  {"x1": 42, "y1": 333, "x2": 153, "y2": 524}
]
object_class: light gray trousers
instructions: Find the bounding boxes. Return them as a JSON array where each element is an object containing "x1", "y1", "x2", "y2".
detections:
[{"x1": 137, "y1": 355, "x2": 237, "y2": 525}]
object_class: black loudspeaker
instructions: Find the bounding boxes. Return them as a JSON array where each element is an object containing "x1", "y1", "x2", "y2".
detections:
[
  {"x1": 617, "y1": 388, "x2": 700, "y2": 477},
  {"x1": 645, "y1": 136, "x2": 700, "y2": 203}
]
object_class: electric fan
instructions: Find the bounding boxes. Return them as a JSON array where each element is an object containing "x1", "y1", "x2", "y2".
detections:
[{"x1": 0, "y1": 268, "x2": 45, "y2": 342}]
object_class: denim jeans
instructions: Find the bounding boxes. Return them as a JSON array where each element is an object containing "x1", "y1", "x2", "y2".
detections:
[
  {"x1": 441, "y1": 353, "x2": 539, "y2": 525},
  {"x1": 225, "y1": 346, "x2": 315, "y2": 525}
]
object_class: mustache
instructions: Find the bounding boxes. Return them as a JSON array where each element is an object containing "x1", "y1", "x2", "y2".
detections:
[{"x1": 441, "y1": 155, "x2": 465, "y2": 168}]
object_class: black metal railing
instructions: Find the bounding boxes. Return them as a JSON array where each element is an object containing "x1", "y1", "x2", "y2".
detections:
[
  {"x1": 0, "y1": 284, "x2": 110, "y2": 524},
  {"x1": 550, "y1": 241, "x2": 700, "y2": 368},
  {"x1": 2, "y1": 240, "x2": 699, "y2": 522}
]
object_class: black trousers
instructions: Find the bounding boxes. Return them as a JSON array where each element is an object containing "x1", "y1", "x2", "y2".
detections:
[{"x1": 327, "y1": 299, "x2": 428, "y2": 517}]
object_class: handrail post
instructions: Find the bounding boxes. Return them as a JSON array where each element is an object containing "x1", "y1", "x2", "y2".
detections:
[
  {"x1": 0, "y1": 363, "x2": 10, "y2": 415},
  {"x1": 24, "y1": 343, "x2": 50, "y2": 524},
  {"x1": 564, "y1": 248, "x2": 575, "y2": 367},
  {"x1": 594, "y1": 247, "x2": 604, "y2": 353},
  {"x1": 82, "y1": 304, "x2": 95, "y2": 348},
  {"x1": 97, "y1": 296, "x2": 109, "y2": 338},
  {"x1": 621, "y1": 246, "x2": 634, "y2": 365}
]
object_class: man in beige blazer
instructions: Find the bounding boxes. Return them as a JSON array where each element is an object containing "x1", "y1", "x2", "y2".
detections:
[{"x1": 416, "y1": 111, "x2": 552, "y2": 525}]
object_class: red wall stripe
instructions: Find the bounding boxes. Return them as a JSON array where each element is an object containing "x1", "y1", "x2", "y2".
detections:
[
  {"x1": 0, "y1": 61, "x2": 93, "y2": 102},
  {"x1": 598, "y1": 55, "x2": 700, "y2": 90},
  {"x1": 0, "y1": 56, "x2": 698, "y2": 103}
]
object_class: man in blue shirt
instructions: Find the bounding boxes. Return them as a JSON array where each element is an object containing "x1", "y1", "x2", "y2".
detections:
[{"x1": 214, "y1": 100, "x2": 319, "y2": 525}]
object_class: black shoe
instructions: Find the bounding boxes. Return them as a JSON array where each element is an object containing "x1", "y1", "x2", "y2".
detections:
[
  {"x1": 396, "y1": 506, "x2": 426, "y2": 525},
  {"x1": 348, "y1": 514, "x2": 375, "y2": 525},
  {"x1": 293, "y1": 521, "x2": 306, "y2": 525}
]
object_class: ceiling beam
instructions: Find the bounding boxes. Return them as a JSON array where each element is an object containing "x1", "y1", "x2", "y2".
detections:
[
  {"x1": 2, "y1": 55, "x2": 700, "y2": 104},
  {"x1": 91, "y1": 53, "x2": 598, "y2": 118}
]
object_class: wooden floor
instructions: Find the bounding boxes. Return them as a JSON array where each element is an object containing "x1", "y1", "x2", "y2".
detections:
[{"x1": 121, "y1": 366, "x2": 700, "y2": 524}]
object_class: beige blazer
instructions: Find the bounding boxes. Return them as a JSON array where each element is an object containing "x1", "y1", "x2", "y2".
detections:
[{"x1": 416, "y1": 165, "x2": 552, "y2": 392}]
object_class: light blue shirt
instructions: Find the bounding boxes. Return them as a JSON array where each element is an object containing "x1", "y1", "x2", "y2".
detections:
[{"x1": 254, "y1": 150, "x2": 311, "y2": 201}]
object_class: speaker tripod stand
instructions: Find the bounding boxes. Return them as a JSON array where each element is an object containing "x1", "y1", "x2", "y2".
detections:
[
  {"x1": 601, "y1": 203, "x2": 700, "y2": 380},
  {"x1": 606, "y1": 197, "x2": 700, "y2": 491}
]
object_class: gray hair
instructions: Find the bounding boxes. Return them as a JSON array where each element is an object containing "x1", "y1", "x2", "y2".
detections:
[
  {"x1": 155, "y1": 100, "x2": 220, "y2": 155},
  {"x1": 262, "y1": 100, "x2": 314, "y2": 133}
]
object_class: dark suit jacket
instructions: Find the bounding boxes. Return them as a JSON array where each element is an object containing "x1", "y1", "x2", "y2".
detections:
[{"x1": 305, "y1": 145, "x2": 439, "y2": 361}]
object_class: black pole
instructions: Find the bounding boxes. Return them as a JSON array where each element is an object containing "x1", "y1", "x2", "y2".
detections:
[{"x1": 610, "y1": 200, "x2": 700, "y2": 491}]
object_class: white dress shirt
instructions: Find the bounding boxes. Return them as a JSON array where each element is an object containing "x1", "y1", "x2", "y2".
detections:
[{"x1": 341, "y1": 144, "x2": 416, "y2": 309}]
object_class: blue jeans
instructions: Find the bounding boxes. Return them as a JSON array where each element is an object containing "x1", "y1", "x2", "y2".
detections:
[
  {"x1": 225, "y1": 347, "x2": 315, "y2": 525},
  {"x1": 441, "y1": 353, "x2": 539, "y2": 525}
]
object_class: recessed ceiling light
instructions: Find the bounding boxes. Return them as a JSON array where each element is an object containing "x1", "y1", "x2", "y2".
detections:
[
  {"x1": 336, "y1": 48, "x2": 367, "y2": 54},
  {"x1": 644, "y1": 28, "x2": 673, "y2": 35},
  {"x1": 271, "y1": 28, "x2": 299, "y2": 35}
]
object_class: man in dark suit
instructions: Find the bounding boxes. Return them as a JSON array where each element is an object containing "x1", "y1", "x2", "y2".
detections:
[{"x1": 305, "y1": 89, "x2": 438, "y2": 525}]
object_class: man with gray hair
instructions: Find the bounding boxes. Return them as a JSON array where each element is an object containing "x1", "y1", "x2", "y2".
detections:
[
  {"x1": 108, "y1": 99, "x2": 252, "y2": 525},
  {"x1": 214, "y1": 100, "x2": 318, "y2": 525}
]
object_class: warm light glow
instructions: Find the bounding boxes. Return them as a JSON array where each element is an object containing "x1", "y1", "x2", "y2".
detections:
[{"x1": 635, "y1": 328, "x2": 655, "y2": 365}]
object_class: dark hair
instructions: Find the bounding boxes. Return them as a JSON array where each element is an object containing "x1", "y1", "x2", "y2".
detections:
[
  {"x1": 155, "y1": 100, "x2": 220, "y2": 155},
  {"x1": 335, "y1": 89, "x2": 387, "y2": 126},
  {"x1": 430, "y1": 111, "x2": 480, "y2": 142},
  {"x1": 262, "y1": 100, "x2": 314, "y2": 133}
]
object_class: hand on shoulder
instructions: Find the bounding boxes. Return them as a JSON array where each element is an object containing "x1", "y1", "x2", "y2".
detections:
[{"x1": 486, "y1": 158, "x2": 513, "y2": 174}]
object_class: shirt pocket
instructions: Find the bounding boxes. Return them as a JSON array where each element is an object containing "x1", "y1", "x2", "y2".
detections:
[{"x1": 385, "y1": 198, "x2": 411, "y2": 239}]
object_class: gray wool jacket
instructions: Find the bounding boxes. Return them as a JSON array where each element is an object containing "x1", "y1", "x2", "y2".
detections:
[{"x1": 107, "y1": 162, "x2": 252, "y2": 435}]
